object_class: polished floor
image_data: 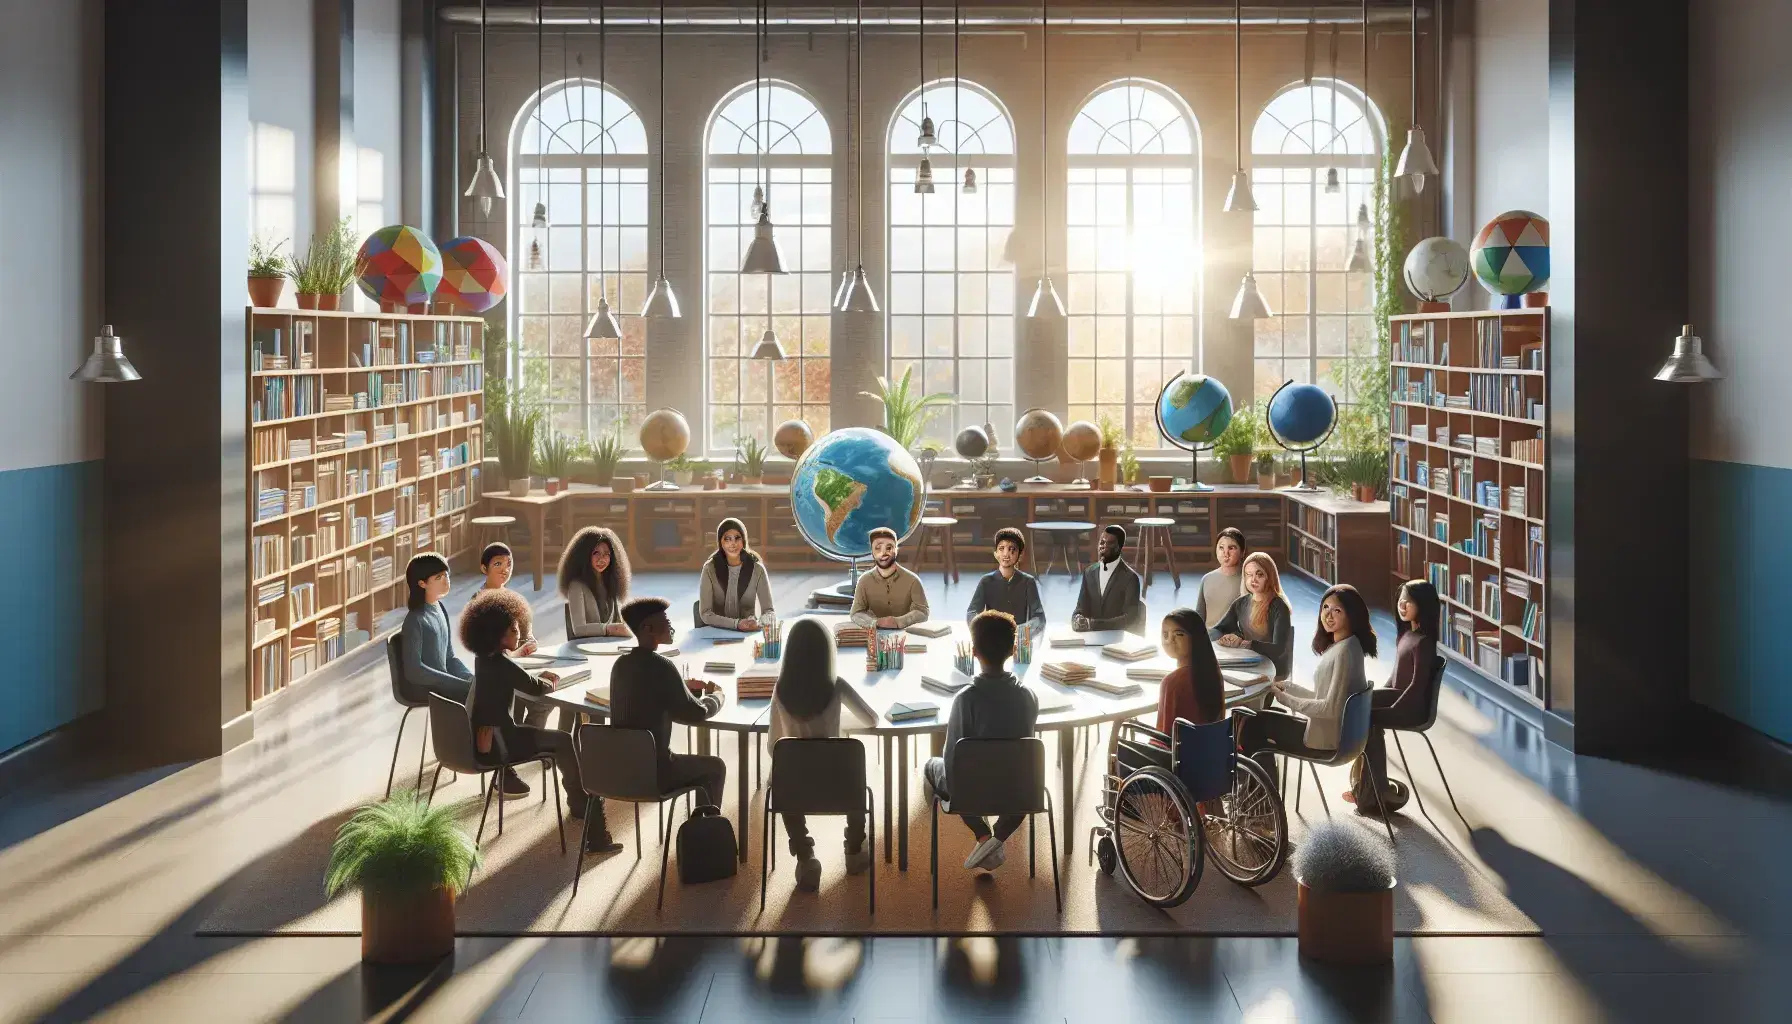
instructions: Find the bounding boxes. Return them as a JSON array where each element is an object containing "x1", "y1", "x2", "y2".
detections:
[{"x1": 1, "y1": 560, "x2": 1788, "y2": 1023}]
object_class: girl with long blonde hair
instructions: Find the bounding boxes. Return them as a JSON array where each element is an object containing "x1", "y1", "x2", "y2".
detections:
[{"x1": 1215, "y1": 552, "x2": 1294, "y2": 680}]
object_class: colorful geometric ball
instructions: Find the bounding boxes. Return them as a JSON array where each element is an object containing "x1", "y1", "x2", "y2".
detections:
[
  {"x1": 356, "y1": 225, "x2": 443, "y2": 308},
  {"x1": 1469, "y1": 210, "x2": 1550, "y2": 296},
  {"x1": 437, "y1": 235, "x2": 509, "y2": 313}
]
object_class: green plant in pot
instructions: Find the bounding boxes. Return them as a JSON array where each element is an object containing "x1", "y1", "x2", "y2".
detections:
[
  {"x1": 486, "y1": 376, "x2": 544, "y2": 496},
  {"x1": 288, "y1": 218, "x2": 363, "y2": 310},
  {"x1": 535, "y1": 430, "x2": 577, "y2": 496},
  {"x1": 734, "y1": 435, "x2": 768, "y2": 485},
  {"x1": 1118, "y1": 440, "x2": 1141, "y2": 487},
  {"x1": 589, "y1": 426, "x2": 626, "y2": 487},
  {"x1": 1214, "y1": 404, "x2": 1258, "y2": 484},
  {"x1": 1096, "y1": 414, "x2": 1124, "y2": 489},
  {"x1": 325, "y1": 792, "x2": 481, "y2": 964},
  {"x1": 861, "y1": 366, "x2": 954, "y2": 448},
  {"x1": 1291, "y1": 820, "x2": 1396, "y2": 966},
  {"x1": 248, "y1": 236, "x2": 288, "y2": 308},
  {"x1": 665, "y1": 453, "x2": 701, "y2": 487}
]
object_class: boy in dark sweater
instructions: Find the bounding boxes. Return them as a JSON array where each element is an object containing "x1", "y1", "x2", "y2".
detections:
[
  {"x1": 964, "y1": 527, "x2": 1047, "y2": 639},
  {"x1": 923, "y1": 610, "x2": 1040, "y2": 872},
  {"x1": 460, "y1": 588, "x2": 618, "y2": 853},
  {"x1": 608, "y1": 597, "x2": 728, "y2": 806}
]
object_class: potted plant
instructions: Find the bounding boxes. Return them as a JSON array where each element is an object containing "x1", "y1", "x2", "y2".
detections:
[
  {"x1": 735, "y1": 435, "x2": 768, "y2": 486},
  {"x1": 248, "y1": 236, "x2": 288, "y2": 308},
  {"x1": 1214, "y1": 404, "x2": 1258, "y2": 484},
  {"x1": 325, "y1": 792, "x2": 481, "y2": 964},
  {"x1": 486, "y1": 377, "x2": 544, "y2": 497},
  {"x1": 589, "y1": 426, "x2": 626, "y2": 487},
  {"x1": 1096, "y1": 414, "x2": 1124, "y2": 489},
  {"x1": 860, "y1": 366, "x2": 955, "y2": 448},
  {"x1": 1118, "y1": 441, "x2": 1141, "y2": 489},
  {"x1": 1255, "y1": 451, "x2": 1277, "y2": 489},
  {"x1": 1291, "y1": 820, "x2": 1396, "y2": 966},
  {"x1": 666, "y1": 454, "x2": 700, "y2": 488},
  {"x1": 536, "y1": 430, "x2": 576, "y2": 496},
  {"x1": 287, "y1": 219, "x2": 363, "y2": 310}
]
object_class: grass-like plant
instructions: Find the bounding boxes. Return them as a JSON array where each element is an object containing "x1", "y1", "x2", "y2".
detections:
[
  {"x1": 589, "y1": 425, "x2": 626, "y2": 481},
  {"x1": 860, "y1": 366, "x2": 955, "y2": 449},
  {"x1": 486, "y1": 376, "x2": 545, "y2": 481},
  {"x1": 1096, "y1": 413, "x2": 1125, "y2": 451},
  {"x1": 286, "y1": 219, "x2": 366, "y2": 296},
  {"x1": 249, "y1": 236, "x2": 287, "y2": 278},
  {"x1": 535, "y1": 429, "x2": 577, "y2": 479},
  {"x1": 1291, "y1": 820, "x2": 1395, "y2": 892},
  {"x1": 325, "y1": 792, "x2": 481, "y2": 899},
  {"x1": 734, "y1": 435, "x2": 768, "y2": 478},
  {"x1": 1118, "y1": 440, "x2": 1141, "y2": 485}
]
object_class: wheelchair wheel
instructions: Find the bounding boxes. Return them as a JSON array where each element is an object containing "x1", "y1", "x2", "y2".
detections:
[
  {"x1": 1200, "y1": 755, "x2": 1288, "y2": 886},
  {"x1": 1096, "y1": 834, "x2": 1117, "y2": 876},
  {"x1": 1112, "y1": 766, "x2": 1203, "y2": 908}
]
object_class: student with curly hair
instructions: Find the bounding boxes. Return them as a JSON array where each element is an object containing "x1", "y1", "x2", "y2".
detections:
[
  {"x1": 558, "y1": 526, "x2": 633, "y2": 639},
  {"x1": 460, "y1": 587, "x2": 617, "y2": 852}
]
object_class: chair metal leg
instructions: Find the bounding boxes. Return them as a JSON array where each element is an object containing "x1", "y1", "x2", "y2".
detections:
[
  {"x1": 1294, "y1": 760, "x2": 1304, "y2": 812},
  {"x1": 866, "y1": 789, "x2": 877, "y2": 916},
  {"x1": 427, "y1": 765, "x2": 442, "y2": 807},
  {"x1": 1419, "y1": 732, "x2": 1471, "y2": 831},
  {"x1": 475, "y1": 775, "x2": 496, "y2": 847},
  {"x1": 930, "y1": 798, "x2": 940, "y2": 910},
  {"x1": 1389, "y1": 731, "x2": 1430, "y2": 823},
  {"x1": 1029, "y1": 813, "x2": 1036, "y2": 877},
  {"x1": 1312, "y1": 763, "x2": 1331, "y2": 817},
  {"x1": 634, "y1": 803, "x2": 643, "y2": 859},
  {"x1": 657, "y1": 800, "x2": 675, "y2": 911},
  {"x1": 417, "y1": 715, "x2": 430, "y2": 794},
  {"x1": 760, "y1": 797, "x2": 771, "y2": 914},
  {"x1": 1045, "y1": 793, "x2": 1061, "y2": 912},
  {"x1": 550, "y1": 762, "x2": 565, "y2": 854},
  {"x1": 497, "y1": 764, "x2": 507, "y2": 836},
  {"x1": 571, "y1": 798, "x2": 595, "y2": 898},
  {"x1": 386, "y1": 707, "x2": 414, "y2": 799},
  {"x1": 541, "y1": 761, "x2": 549, "y2": 803},
  {"x1": 1361, "y1": 756, "x2": 1396, "y2": 847}
]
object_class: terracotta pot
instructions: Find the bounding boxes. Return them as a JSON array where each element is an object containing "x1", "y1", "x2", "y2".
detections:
[
  {"x1": 545, "y1": 478, "x2": 561, "y2": 496},
  {"x1": 507, "y1": 478, "x2": 531, "y2": 498},
  {"x1": 1258, "y1": 472, "x2": 1277, "y2": 489},
  {"x1": 1148, "y1": 475, "x2": 1173, "y2": 493},
  {"x1": 743, "y1": 475, "x2": 763, "y2": 486},
  {"x1": 1289, "y1": 466, "x2": 1304, "y2": 488},
  {"x1": 1522, "y1": 291, "x2": 1550, "y2": 307},
  {"x1": 1354, "y1": 483, "x2": 1377, "y2": 503},
  {"x1": 1097, "y1": 447, "x2": 1119, "y2": 489},
  {"x1": 593, "y1": 469, "x2": 616, "y2": 487},
  {"x1": 1296, "y1": 881, "x2": 1394, "y2": 966},
  {"x1": 611, "y1": 476, "x2": 635, "y2": 493},
  {"x1": 248, "y1": 276, "x2": 285, "y2": 308},
  {"x1": 315, "y1": 293, "x2": 340, "y2": 311},
  {"x1": 1228, "y1": 453, "x2": 1253, "y2": 484},
  {"x1": 673, "y1": 470, "x2": 694, "y2": 487},
  {"x1": 296, "y1": 292, "x2": 320, "y2": 310},
  {"x1": 361, "y1": 885, "x2": 456, "y2": 964}
]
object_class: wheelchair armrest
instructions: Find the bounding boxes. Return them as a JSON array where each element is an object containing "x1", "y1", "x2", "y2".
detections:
[
  {"x1": 1230, "y1": 706, "x2": 1259, "y2": 719},
  {"x1": 1116, "y1": 720, "x2": 1171, "y2": 747}
]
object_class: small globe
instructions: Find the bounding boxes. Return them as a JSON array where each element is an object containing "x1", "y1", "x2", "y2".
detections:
[
  {"x1": 1267, "y1": 383, "x2": 1337, "y2": 449},
  {"x1": 1471, "y1": 211, "x2": 1550, "y2": 296},
  {"x1": 638, "y1": 408, "x2": 691, "y2": 463},
  {"x1": 1156, "y1": 372, "x2": 1233, "y2": 450},
  {"x1": 789, "y1": 428, "x2": 927, "y2": 560},
  {"x1": 356, "y1": 225, "x2": 443, "y2": 307},
  {"x1": 1061, "y1": 420, "x2": 1102, "y2": 463},
  {"x1": 437, "y1": 235, "x2": 509, "y2": 313},
  {"x1": 774, "y1": 419, "x2": 813, "y2": 460},
  {"x1": 1403, "y1": 236, "x2": 1471, "y2": 302},
  {"x1": 953, "y1": 426, "x2": 989, "y2": 460},
  {"x1": 1014, "y1": 409, "x2": 1064, "y2": 461}
]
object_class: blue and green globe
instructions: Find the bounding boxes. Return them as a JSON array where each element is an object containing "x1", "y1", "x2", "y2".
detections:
[
  {"x1": 790, "y1": 427, "x2": 926, "y2": 560},
  {"x1": 1156, "y1": 371, "x2": 1234, "y2": 450}
]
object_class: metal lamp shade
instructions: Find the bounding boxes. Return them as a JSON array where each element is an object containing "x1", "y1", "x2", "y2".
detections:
[
  {"x1": 837, "y1": 264, "x2": 880, "y2": 313},
  {"x1": 1395, "y1": 127, "x2": 1439, "y2": 192},
  {"x1": 70, "y1": 325, "x2": 141, "y2": 383},
  {"x1": 1223, "y1": 169, "x2": 1259, "y2": 213},
  {"x1": 1323, "y1": 167, "x2": 1341, "y2": 193},
  {"x1": 1655, "y1": 325, "x2": 1724, "y2": 382},
  {"x1": 640, "y1": 276, "x2": 682, "y2": 318},
  {"x1": 962, "y1": 168, "x2": 978, "y2": 194},
  {"x1": 740, "y1": 209, "x2": 788, "y2": 275},
  {"x1": 916, "y1": 115, "x2": 938, "y2": 149},
  {"x1": 1027, "y1": 276, "x2": 1066, "y2": 319},
  {"x1": 464, "y1": 151, "x2": 506, "y2": 215},
  {"x1": 584, "y1": 296, "x2": 623, "y2": 340},
  {"x1": 530, "y1": 201, "x2": 548, "y2": 229},
  {"x1": 1345, "y1": 203, "x2": 1372, "y2": 272},
  {"x1": 914, "y1": 157, "x2": 937, "y2": 195},
  {"x1": 751, "y1": 327, "x2": 787, "y2": 360},
  {"x1": 832, "y1": 268, "x2": 853, "y2": 309},
  {"x1": 1229, "y1": 272, "x2": 1274, "y2": 320}
]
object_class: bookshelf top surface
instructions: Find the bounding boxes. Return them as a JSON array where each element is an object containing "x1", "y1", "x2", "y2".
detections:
[
  {"x1": 247, "y1": 306, "x2": 485, "y2": 324},
  {"x1": 1287, "y1": 492, "x2": 1391, "y2": 516},
  {"x1": 1389, "y1": 309, "x2": 1550, "y2": 322}
]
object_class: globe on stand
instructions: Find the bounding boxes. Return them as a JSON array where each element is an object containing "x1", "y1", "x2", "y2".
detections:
[
  {"x1": 1403, "y1": 236, "x2": 1471, "y2": 313},
  {"x1": 1264, "y1": 380, "x2": 1338, "y2": 492},
  {"x1": 789, "y1": 427, "x2": 928, "y2": 603},
  {"x1": 1014, "y1": 409, "x2": 1064, "y2": 484},
  {"x1": 774, "y1": 419, "x2": 813, "y2": 461},
  {"x1": 1060, "y1": 420, "x2": 1101, "y2": 489},
  {"x1": 1155, "y1": 371, "x2": 1234, "y2": 491},
  {"x1": 638, "y1": 408, "x2": 691, "y2": 491}
]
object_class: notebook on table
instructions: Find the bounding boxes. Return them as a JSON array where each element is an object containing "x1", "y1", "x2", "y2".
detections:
[
  {"x1": 583, "y1": 687, "x2": 610, "y2": 709},
  {"x1": 886, "y1": 700, "x2": 940, "y2": 722},
  {"x1": 702, "y1": 659, "x2": 737, "y2": 674},
  {"x1": 576, "y1": 640, "x2": 627, "y2": 655},
  {"x1": 921, "y1": 670, "x2": 975, "y2": 695},
  {"x1": 1212, "y1": 645, "x2": 1264, "y2": 666},
  {"x1": 1102, "y1": 637, "x2": 1159, "y2": 662},
  {"x1": 1068, "y1": 675, "x2": 1144, "y2": 698},
  {"x1": 1027, "y1": 687, "x2": 1078, "y2": 715},
  {"x1": 906, "y1": 622, "x2": 953, "y2": 638},
  {"x1": 1126, "y1": 666, "x2": 1170, "y2": 682},
  {"x1": 1049, "y1": 628, "x2": 1126, "y2": 648}
]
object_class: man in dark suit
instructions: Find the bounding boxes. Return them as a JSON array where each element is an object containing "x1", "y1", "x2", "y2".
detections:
[{"x1": 1072, "y1": 525, "x2": 1146, "y2": 634}]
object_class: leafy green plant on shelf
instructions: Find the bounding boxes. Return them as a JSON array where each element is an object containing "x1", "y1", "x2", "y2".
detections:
[
  {"x1": 325, "y1": 793, "x2": 481, "y2": 962},
  {"x1": 486, "y1": 371, "x2": 545, "y2": 487},
  {"x1": 249, "y1": 236, "x2": 287, "y2": 278},
  {"x1": 1118, "y1": 440, "x2": 1141, "y2": 486},
  {"x1": 1097, "y1": 413, "x2": 1125, "y2": 451},
  {"x1": 588, "y1": 424, "x2": 626, "y2": 485},
  {"x1": 535, "y1": 429, "x2": 577, "y2": 481},
  {"x1": 734, "y1": 435, "x2": 768, "y2": 481},
  {"x1": 861, "y1": 365, "x2": 955, "y2": 449},
  {"x1": 1214, "y1": 404, "x2": 1257, "y2": 459}
]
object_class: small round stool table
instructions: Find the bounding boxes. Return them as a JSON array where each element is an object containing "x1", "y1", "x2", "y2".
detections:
[
  {"x1": 911, "y1": 516, "x2": 960, "y2": 583},
  {"x1": 1026, "y1": 521, "x2": 1097, "y2": 577},
  {"x1": 472, "y1": 514, "x2": 518, "y2": 552},
  {"x1": 1133, "y1": 516, "x2": 1181, "y2": 591}
]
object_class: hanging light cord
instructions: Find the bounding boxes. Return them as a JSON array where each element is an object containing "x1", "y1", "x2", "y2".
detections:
[
  {"x1": 855, "y1": 0, "x2": 865, "y2": 262},
  {"x1": 954, "y1": 0, "x2": 960, "y2": 151},
  {"x1": 479, "y1": 0, "x2": 488, "y2": 152},
  {"x1": 597, "y1": 3, "x2": 606, "y2": 294},
  {"x1": 1409, "y1": 0, "x2": 1418, "y2": 126},
  {"x1": 658, "y1": 0, "x2": 667, "y2": 267},
  {"x1": 1041, "y1": 1, "x2": 1049, "y2": 276},
  {"x1": 1233, "y1": 0, "x2": 1241, "y2": 171}
]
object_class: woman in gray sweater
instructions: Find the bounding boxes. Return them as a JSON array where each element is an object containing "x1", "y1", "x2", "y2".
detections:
[
  {"x1": 1236, "y1": 584, "x2": 1374, "y2": 779},
  {"x1": 1214, "y1": 552, "x2": 1295, "y2": 680},
  {"x1": 697, "y1": 517, "x2": 776, "y2": 630},
  {"x1": 557, "y1": 526, "x2": 632, "y2": 639},
  {"x1": 399, "y1": 552, "x2": 473, "y2": 702}
]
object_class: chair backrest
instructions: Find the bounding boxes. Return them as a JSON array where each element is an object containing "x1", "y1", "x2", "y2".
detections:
[
  {"x1": 1416, "y1": 654, "x2": 1447, "y2": 732},
  {"x1": 1327, "y1": 686, "x2": 1376, "y2": 766},
  {"x1": 575, "y1": 724, "x2": 662, "y2": 801},
  {"x1": 945, "y1": 737, "x2": 1047, "y2": 816},
  {"x1": 1172, "y1": 718, "x2": 1237, "y2": 803},
  {"x1": 386, "y1": 633, "x2": 425, "y2": 707},
  {"x1": 427, "y1": 693, "x2": 486, "y2": 774},
  {"x1": 563, "y1": 604, "x2": 575, "y2": 642},
  {"x1": 770, "y1": 738, "x2": 867, "y2": 814}
]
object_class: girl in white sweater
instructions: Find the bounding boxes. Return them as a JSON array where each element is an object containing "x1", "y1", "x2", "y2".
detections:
[
  {"x1": 768, "y1": 619, "x2": 870, "y2": 890},
  {"x1": 1236, "y1": 584, "x2": 1374, "y2": 778}
]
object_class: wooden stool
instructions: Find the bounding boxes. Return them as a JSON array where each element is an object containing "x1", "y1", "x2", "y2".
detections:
[
  {"x1": 472, "y1": 515, "x2": 517, "y2": 552},
  {"x1": 1134, "y1": 516, "x2": 1180, "y2": 591},
  {"x1": 911, "y1": 516, "x2": 959, "y2": 583}
]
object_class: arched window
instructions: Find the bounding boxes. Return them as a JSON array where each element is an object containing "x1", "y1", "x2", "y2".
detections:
[
  {"x1": 510, "y1": 79, "x2": 651, "y2": 440},
  {"x1": 1066, "y1": 79, "x2": 1201, "y2": 447},
  {"x1": 1250, "y1": 80, "x2": 1385, "y2": 405},
  {"x1": 887, "y1": 80, "x2": 1017, "y2": 444},
  {"x1": 705, "y1": 82, "x2": 832, "y2": 451}
]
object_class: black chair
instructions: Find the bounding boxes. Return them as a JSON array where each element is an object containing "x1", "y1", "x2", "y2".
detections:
[
  {"x1": 571, "y1": 724, "x2": 709, "y2": 909},
  {"x1": 1278, "y1": 688, "x2": 1395, "y2": 847},
  {"x1": 929, "y1": 737, "x2": 1060, "y2": 911},
  {"x1": 564, "y1": 605, "x2": 575, "y2": 642},
  {"x1": 1389, "y1": 656, "x2": 1471, "y2": 831},
  {"x1": 426, "y1": 694, "x2": 565, "y2": 853},
  {"x1": 384, "y1": 634, "x2": 430, "y2": 798},
  {"x1": 760, "y1": 738, "x2": 876, "y2": 914}
]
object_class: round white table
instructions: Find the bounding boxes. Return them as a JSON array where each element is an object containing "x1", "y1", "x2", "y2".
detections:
[{"x1": 524, "y1": 616, "x2": 1272, "y2": 870}]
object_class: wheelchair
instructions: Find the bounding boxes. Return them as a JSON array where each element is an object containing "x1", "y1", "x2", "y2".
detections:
[{"x1": 1090, "y1": 717, "x2": 1288, "y2": 908}]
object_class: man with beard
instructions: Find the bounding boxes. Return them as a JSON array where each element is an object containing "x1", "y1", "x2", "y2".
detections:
[
  {"x1": 1072, "y1": 525, "x2": 1146, "y2": 635},
  {"x1": 849, "y1": 526, "x2": 931, "y2": 630}
]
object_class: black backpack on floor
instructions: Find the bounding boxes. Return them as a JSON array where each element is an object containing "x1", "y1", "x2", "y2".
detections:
[{"x1": 676, "y1": 804, "x2": 738, "y2": 885}]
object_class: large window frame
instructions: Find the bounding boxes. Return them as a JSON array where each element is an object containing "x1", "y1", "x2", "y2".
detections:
[
  {"x1": 703, "y1": 80, "x2": 833, "y2": 454},
  {"x1": 886, "y1": 79, "x2": 1017, "y2": 446},
  {"x1": 1065, "y1": 79, "x2": 1203, "y2": 449},
  {"x1": 509, "y1": 77, "x2": 652, "y2": 442}
]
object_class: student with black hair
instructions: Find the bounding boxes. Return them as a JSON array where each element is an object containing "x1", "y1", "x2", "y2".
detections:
[
  {"x1": 965, "y1": 526, "x2": 1046, "y2": 638},
  {"x1": 923, "y1": 610, "x2": 1040, "y2": 873},
  {"x1": 479, "y1": 542, "x2": 537, "y2": 657},
  {"x1": 460, "y1": 588, "x2": 615, "y2": 849},
  {"x1": 697, "y1": 517, "x2": 776, "y2": 630},
  {"x1": 768, "y1": 619, "x2": 869, "y2": 891},
  {"x1": 1072, "y1": 525, "x2": 1145, "y2": 635},
  {"x1": 1155, "y1": 608, "x2": 1227, "y2": 734},
  {"x1": 608, "y1": 597, "x2": 728, "y2": 807},
  {"x1": 1236, "y1": 583, "x2": 1375, "y2": 778},
  {"x1": 1347, "y1": 579, "x2": 1442, "y2": 810},
  {"x1": 558, "y1": 526, "x2": 633, "y2": 638},
  {"x1": 1195, "y1": 527, "x2": 1248, "y2": 639},
  {"x1": 849, "y1": 526, "x2": 930, "y2": 630},
  {"x1": 399, "y1": 552, "x2": 473, "y2": 703}
]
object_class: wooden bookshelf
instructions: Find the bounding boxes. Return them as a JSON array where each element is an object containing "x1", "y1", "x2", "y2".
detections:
[
  {"x1": 245, "y1": 307, "x2": 485, "y2": 704},
  {"x1": 1387, "y1": 309, "x2": 1547, "y2": 705},
  {"x1": 1285, "y1": 491, "x2": 1391, "y2": 606}
]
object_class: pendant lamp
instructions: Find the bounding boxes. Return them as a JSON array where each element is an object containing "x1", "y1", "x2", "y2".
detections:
[
  {"x1": 524, "y1": 0, "x2": 550, "y2": 269},
  {"x1": 1324, "y1": 167, "x2": 1341, "y2": 194},
  {"x1": 1222, "y1": 0, "x2": 1257, "y2": 214},
  {"x1": 752, "y1": 326, "x2": 788, "y2": 360},
  {"x1": 70, "y1": 325, "x2": 141, "y2": 383},
  {"x1": 1027, "y1": 2, "x2": 1064, "y2": 319},
  {"x1": 914, "y1": 156, "x2": 937, "y2": 194},
  {"x1": 641, "y1": 0, "x2": 681, "y2": 318},
  {"x1": 1322, "y1": 24, "x2": 1341, "y2": 193},
  {"x1": 1655, "y1": 324, "x2": 1724, "y2": 383},
  {"x1": 836, "y1": 0, "x2": 879, "y2": 313},
  {"x1": 740, "y1": 1, "x2": 788, "y2": 275},
  {"x1": 963, "y1": 169, "x2": 978, "y2": 194},
  {"x1": 1394, "y1": 0, "x2": 1438, "y2": 193},
  {"x1": 914, "y1": 6, "x2": 936, "y2": 149},
  {"x1": 585, "y1": 3, "x2": 623, "y2": 339},
  {"x1": 463, "y1": 0, "x2": 507, "y2": 216},
  {"x1": 1346, "y1": 201, "x2": 1372, "y2": 272},
  {"x1": 1229, "y1": 271, "x2": 1273, "y2": 320},
  {"x1": 956, "y1": 1, "x2": 975, "y2": 195}
]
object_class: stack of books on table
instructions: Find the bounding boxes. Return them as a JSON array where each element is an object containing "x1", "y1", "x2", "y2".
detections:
[
  {"x1": 1027, "y1": 687, "x2": 1077, "y2": 714},
  {"x1": 702, "y1": 658, "x2": 737, "y2": 674},
  {"x1": 886, "y1": 700, "x2": 939, "y2": 722},
  {"x1": 1040, "y1": 661, "x2": 1096, "y2": 684},
  {"x1": 906, "y1": 622, "x2": 952, "y2": 638},
  {"x1": 1213, "y1": 646, "x2": 1265, "y2": 667},
  {"x1": 1102, "y1": 637, "x2": 1158, "y2": 662},
  {"x1": 1125, "y1": 665, "x2": 1170, "y2": 682},
  {"x1": 582, "y1": 687, "x2": 610, "y2": 710},
  {"x1": 833, "y1": 621, "x2": 871, "y2": 648},
  {"x1": 1048, "y1": 628, "x2": 1087, "y2": 648},
  {"x1": 736, "y1": 664, "x2": 779, "y2": 700},
  {"x1": 1068, "y1": 673, "x2": 1144, "y2": 697}
]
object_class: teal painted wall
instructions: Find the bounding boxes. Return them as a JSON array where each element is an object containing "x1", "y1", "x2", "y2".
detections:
[
  {"x1": 1690, "y1": 459, "x2": 1792, "y2": 745},
  {"x1": 0, "y1": 461, "x2": 103, "y2": 755}
]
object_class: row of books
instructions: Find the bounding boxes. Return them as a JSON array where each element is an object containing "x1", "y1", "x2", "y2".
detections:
[
  {"x1": 257, "y1": 487, "x2": 287, "y2": 521},
  {"x1": 1467, "y1": 373, "x2": 1544, "y2": 420},
  {"x1": 290, "y1": 581, "x2": 317, "y2": 622},
  {"x1": 1466, "y1": 513, "x2": 1501, "y2": 560},
  {"x1": 252, "y1": 325, "x2": 314, "y2": 372},
  {"x1": 253, "y1": 534, "x2": 285, "y2": 578},
  {"x1": 1453, "y1": 572, "x2": 1501, "y2": 620},
  {"x1": 1509, "y1": 437, "x2": 1544, "y2": 464},
  {"x1": 1396, "y1": 321, "x2": 1446, "y2": 364},
  {"x1": 252, "y1": 376, "x2": 323, "y2": 421},
  {"x1": 1526, "y1": 524, "x2": 1544, "y2": 577}
]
